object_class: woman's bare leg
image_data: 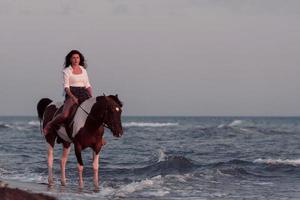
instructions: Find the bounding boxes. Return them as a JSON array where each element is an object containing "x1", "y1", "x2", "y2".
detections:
[{"x1": 43, "y1": 98, "x2": 75, "y2": 135}]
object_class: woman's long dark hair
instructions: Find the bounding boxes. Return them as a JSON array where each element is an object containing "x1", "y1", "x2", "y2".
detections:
[{"x1": 64, "y1": 50, "x2": 87, "y2": 68}]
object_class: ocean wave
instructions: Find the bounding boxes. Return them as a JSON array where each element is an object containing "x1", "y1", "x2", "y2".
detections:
[
  {"x1": 0, "y1": 121, "x2": 40, "y2": 131},
  {"x1": 103, "y1": 150, "x2": 196, "y2": 180},
  {"x1": 64, "y1": 175, "x2": 167, "y2": 199},
  {"x1": 157, "y1": 149, "x2": 167, "y2": 162},
  {"x1": 1, "y1": 170, "x2": 48, "y2": 185},
  {"x1": 255, "y1": 128, "x2": 296, "y2": 135},
  {"x1": 228, "y1": 120, "x2": 244, "y2": 127},
  {"x1": 2, "y1": 120, "x2": 177, "y2": 130},
  {"x1": 0, "y1": 123, "x2": 11, "y2": 129},
  {"x1": 216, "y1": 120, "x2": 246, "y2": 129},
  {"x1": 28, "y1": 120, "x2": 40, "y2": 127},
  {"x1": 217, "y1": 119, "x2": 255, "y2": 129},
  {"x1": 212, "y1": 159, "x2": 253, "y2": 167},
  {"x1": 217, "y1": 124, "x2": 226, "y2": 128},
  {"x1": 217, "y1": 167, "x2": 256, "y2": 177},
  {"x1": 0, "y1": 167, "x2": 10, "y2": 176},
  {"x1": 254, "y1": 158, "x2": 300, "y2": 166},
  {"x1": 123, "y1": 122, "x2": 178, "y2": 127},
  {"x1": 211, "y1": 159, "x2": 266, "y2": 178},
  {"x1": 114, "y1": 175, "x2": 168, "y2": 197},
  {"x1": 134, "y1": 155, "x2": 196, "y2": 178}
]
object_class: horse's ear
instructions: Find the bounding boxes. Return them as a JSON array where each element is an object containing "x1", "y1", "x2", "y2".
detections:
[
  {"x1": 113, "y1": 95, "x2": 123, "y2": 107},
  {"x1": 103, "y1": 93, "x2": 106, "y2": 96}
]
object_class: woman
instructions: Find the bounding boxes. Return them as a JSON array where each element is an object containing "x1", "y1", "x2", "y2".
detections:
[{"x1": 43, "y1": 50, "x2": 93, "y2": 136}]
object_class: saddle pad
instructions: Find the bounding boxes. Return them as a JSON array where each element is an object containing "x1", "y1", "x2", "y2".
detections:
[
  {"x1": 57, "y1": 126, "x2": 72, "y2": 143},
  {"x1": 72, "y1": 97, "x2": 97, "y2": 138},
  {"x1": 49, "y1": 98, "x2": 97, "y2": 142}
]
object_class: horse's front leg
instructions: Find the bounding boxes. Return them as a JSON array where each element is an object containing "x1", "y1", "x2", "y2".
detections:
[
  {"x1": 47, "y1": 143, "x2": 54, "y2": 186},
  {"x1": 60, "y1": 145, "x2": 71, "y2": 186},
  {"x1": 92, "y1": 152, "x2": 100, "y2": 189},
  {"x1": 75, "y1": 144, "x2": 84, "y2": 189}
]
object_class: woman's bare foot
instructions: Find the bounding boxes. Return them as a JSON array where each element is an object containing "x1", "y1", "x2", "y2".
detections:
[{"x1": 43, "y1": 124, "x2": 51, "y2": 136}]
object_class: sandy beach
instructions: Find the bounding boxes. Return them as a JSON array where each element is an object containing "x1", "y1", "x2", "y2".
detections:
[{"x1": 0, "y1": 180, "x2": 57, "y2": 200}]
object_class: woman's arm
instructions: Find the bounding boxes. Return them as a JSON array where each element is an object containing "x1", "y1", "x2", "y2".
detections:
[
  {"x1": 63, "y1": 68, "x2": 78, "y2": 104},
  {"x1": 86, "y1": 87, "x2": 92, "y2": 97},
  {"x1": 83, "y1": 68, "x2": 92, "y2": 97}
]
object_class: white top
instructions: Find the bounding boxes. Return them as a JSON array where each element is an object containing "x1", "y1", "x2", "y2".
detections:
[{"x1": 63, "y1": 66, "x2": 91, "y2": 88}]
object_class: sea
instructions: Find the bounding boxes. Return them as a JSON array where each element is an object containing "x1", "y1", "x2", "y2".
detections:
[{"x1": 0, "y1": 116, "x2": 300, "y2": 199}]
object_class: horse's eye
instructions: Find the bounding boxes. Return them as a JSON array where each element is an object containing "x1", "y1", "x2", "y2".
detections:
[{"x1": 116, "y1": 107, "x2": 120, "y2": 112}]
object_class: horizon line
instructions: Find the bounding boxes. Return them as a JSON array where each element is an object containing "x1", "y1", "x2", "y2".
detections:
[{"x1": 1, "y1": 115, "x2": 300, "y2": 118}]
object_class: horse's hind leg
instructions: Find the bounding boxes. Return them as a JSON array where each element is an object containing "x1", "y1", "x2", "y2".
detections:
[
  {"x1": 92, "y1": 152, "x2": 100, "y2": 189},
  {"x1": 47, "y1": 143, "x2": 54, "y2": 186},
  {"x1": 61, "y1": 144, "x2": 71, "y2": 186}
]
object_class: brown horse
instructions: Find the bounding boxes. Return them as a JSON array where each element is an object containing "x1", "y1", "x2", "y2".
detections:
[{"x1": 37, "y1": 95, "x2": 123, "y2": 189}]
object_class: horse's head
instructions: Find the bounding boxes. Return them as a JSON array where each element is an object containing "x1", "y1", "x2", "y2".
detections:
[
  {"x1": 104, "y1": 95, "x2": 123, "y2": 137},
  {"x1": 94, "y1": 95, "x2": 123, "y2": 137}
]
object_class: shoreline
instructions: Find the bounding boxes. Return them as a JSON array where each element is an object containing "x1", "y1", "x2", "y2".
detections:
[{"x1": 0, "y1": 179, "x2": 57, "y2": 200}]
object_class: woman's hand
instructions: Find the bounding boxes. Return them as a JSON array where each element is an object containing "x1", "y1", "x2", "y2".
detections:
[
  {"x1": 65, "y1": 88, "x2": 79, "y2": 104},
  {"x1": 71, "y1": 96, "x2": 79, "y2": 104}
]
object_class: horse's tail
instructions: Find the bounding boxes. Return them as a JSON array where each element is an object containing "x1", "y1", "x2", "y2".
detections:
[{"x1": 37, "y1": 98, "x2": 52, "y2": 120}]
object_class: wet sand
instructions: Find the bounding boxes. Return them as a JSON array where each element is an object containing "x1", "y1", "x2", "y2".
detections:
[{"x1": 0, "y1": 180, "x2": 57, "y2": 200}]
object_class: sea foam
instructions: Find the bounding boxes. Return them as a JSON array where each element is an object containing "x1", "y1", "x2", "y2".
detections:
[
  {"x1": 123, "y1": 122, "x2": 178, "y2": 127},
  {"x1": 228, "y1": 120, "x2": 244, "y2": 127},
  {"x1": 28, "y1": 120, "x2": 40, "y2": 126},
  {"x1": 254, "y1": 158, "x2": 300, "y2": 166},
  {"x1": 114, "y1": 175, "x2": 167, "y2": 197},
  {"x1": 157, "y1": 149, "x2": 167, "y2": 162}
]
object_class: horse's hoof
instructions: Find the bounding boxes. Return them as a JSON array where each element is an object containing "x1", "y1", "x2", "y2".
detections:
[
  {"x1": 94, "y1": 185, "x2": 100, "y2": 192},
  {"x1": 79, "y1": 181, "x2": 84, "y2": 189},
  {"x1": 48, "y1": 182, "x2": 54, "y2": 186},
  {"x1": 48, "y1": 182, "x2": 54, "y2": 187},
  {"x1": 61, "y1": 179, "x2": 66, "y2": 186},
  {"x1": 48, "y1": 178, "x2": 54, "y2": 186}
]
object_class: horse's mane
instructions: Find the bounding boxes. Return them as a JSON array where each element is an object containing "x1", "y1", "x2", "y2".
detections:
[{"x1": 96, "y1": 95, "x2": 122, "y2": 107}]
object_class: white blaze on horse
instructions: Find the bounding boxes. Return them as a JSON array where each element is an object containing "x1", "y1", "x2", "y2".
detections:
[{"x1": 37, "y1": 95, "x2": 123, "y2": 189}]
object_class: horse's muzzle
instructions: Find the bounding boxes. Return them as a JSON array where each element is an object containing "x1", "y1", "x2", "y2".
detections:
[
  {"x1": 117, "y1": 129, "x2": 123, "y2": 137},
  {"x1": 113, "y1": 128, "x2": 123, "y2": 138}
]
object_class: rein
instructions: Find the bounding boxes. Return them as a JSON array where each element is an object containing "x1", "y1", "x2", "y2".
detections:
[{"x1": 77, "y1": 104, "x2": 109, "y2": 128}]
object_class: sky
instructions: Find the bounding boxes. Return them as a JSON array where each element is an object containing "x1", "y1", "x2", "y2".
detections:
[{"x1": 0, "y1": 0, "x2": 300, "y2": 116}]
